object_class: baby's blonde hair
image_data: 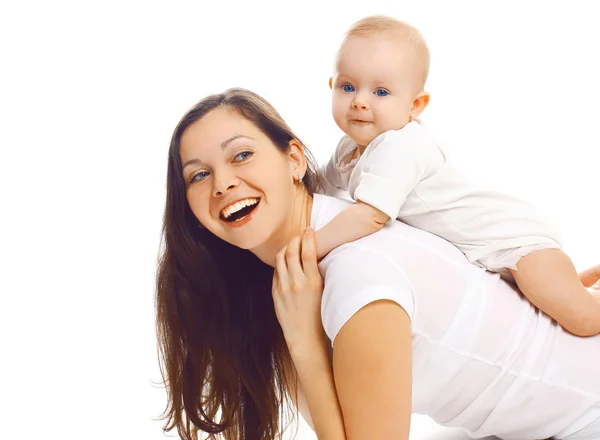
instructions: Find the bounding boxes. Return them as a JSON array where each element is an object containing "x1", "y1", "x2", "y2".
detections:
[{"x1": 345, "y1": 15, "x2": 430, "y2": 94}]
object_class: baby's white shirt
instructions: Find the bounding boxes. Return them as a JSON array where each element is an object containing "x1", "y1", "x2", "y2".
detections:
[{"x1": 318, "y1": 120, "x2": 561, "y2": 265}]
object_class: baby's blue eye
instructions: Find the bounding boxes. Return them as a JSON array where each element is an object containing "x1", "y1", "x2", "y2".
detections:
[
  {"x1": 375, "y1": 89, "x2": 389, "y2": 97},
  {"x1": 234, "y1": 151, "x2": 252, "y2": 162},
  {"x1": 342, "y1": 84, "x2": 355, "y2": 93}
]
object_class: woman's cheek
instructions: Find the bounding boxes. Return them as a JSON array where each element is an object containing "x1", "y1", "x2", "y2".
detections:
[{"x1": 187, "y1": 187, "x2": 210, "y2": 224}]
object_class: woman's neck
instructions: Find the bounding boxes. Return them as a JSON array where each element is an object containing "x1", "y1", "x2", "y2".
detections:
[{"x1": 253, "y1": 187, "x2": 313, "y2": 268}]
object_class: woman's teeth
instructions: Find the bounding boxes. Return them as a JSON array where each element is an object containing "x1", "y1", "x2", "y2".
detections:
[{"x1": 221, "y1": 198, "x2": 259, "y2": 220}]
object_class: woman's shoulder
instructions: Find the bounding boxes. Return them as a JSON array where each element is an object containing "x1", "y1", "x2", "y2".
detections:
[
  {"x1": 313, "y1": 194, "x2": 484, "y2": 344},
  {"x1": 318, "y1": 243, "x2": 417, "y2": 345}
]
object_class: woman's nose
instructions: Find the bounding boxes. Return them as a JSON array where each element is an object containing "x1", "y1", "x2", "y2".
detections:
[{"x1": 212, "y1": 171, "x2": 240, "y2": 197}]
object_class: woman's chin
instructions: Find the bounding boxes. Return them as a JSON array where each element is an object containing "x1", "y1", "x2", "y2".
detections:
[
  {"x1": 218, "y1": 226, "x2": 269, "y2": 251},
  {"x1": 231, "y1": 237, "x2": 261, "y2": 250}
]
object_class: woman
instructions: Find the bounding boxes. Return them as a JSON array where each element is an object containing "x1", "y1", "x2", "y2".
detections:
[{"x1": 156, "y1": 88, "x2": 600, "y2": 440}]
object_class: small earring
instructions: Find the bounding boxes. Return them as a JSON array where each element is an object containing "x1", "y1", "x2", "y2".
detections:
[{"x1": 296, "y1": 173, "x2": 303, "y2": 183}]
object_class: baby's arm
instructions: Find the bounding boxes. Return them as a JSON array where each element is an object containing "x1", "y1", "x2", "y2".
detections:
[
  {"x1": 314, "y1": 202, "x2": 389, "y2": 259},
  {"x1": 349, "y1": 123, "x2": 439, "y2": 227},
  {"x1": 315, "y1": 123, "x2": 438, "y2": 259}
]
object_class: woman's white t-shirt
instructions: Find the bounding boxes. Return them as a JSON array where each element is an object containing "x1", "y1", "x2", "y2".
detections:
[{"x1": 310, "y1": 194, "x2": 600, "y2": 440}]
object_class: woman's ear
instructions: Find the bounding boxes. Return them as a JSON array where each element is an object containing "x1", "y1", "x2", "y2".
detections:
[
  {"x1": 288, "y1": 139, "x2": 308, "y2": 179},
  {"x1": 409, "y1": 92, "x2": 430, "y2": 120}
]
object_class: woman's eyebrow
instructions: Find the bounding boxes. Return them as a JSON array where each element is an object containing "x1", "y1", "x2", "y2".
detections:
[
  {"x1": 220, "y1": 135, "x2": 254, "y2": 150},
  {"x1": 182, "y1": 135, "x2": 255, "y2": 169},
  {"x1": 182, "y1": 158, "x2": 202, "y2": 169}
]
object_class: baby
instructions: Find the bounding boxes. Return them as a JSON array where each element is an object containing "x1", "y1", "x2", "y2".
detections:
[{"x1": 315, "y1": 15, "x2": 600, "y2": 337}]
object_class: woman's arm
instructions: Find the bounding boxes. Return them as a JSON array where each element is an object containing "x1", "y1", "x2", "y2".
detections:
[
  {"x1": 288, "y1": 299, "x2": 413, "y2": 440},
  {"x1": 333, "y1": 299, "x2": 413, "y2": 440},
  {"x1": 288, "y1": 337, "x2": 346, "y2": 440},
  {"x1": 273, "y1": 230, "x2": 413, "y2": 439},
  {"x1": 273, "y1": 229, "x2": 346, "y2": 440}
]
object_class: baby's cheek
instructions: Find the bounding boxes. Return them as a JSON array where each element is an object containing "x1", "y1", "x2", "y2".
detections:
[
  {"x1": 381, "y1": 111, "x2": 410, "y2": 132},
  {"x1": 332, "y1": 106, "x2": 347, "y2": 128},
  {"x1": 331, "y1": 98, "x2": 344, "y2": 114}
]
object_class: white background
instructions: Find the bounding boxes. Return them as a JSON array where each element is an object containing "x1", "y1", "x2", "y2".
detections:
[{"x1": 1, "y1": 1, "x2": 598, "y2": 439}]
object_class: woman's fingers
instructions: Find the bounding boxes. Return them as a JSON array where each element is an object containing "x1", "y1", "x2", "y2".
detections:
[
  {"x1": 275, "y1": 244, "x2": 290, "y2": 294},
  {"x1": 301, "y1": 228, "x2": 322, "y2": 285},
  {"x1": 272, "y1": 270, "x2": 280, "y2": 294},
  {"x1": 285, "y1": 235, "x2": 304, "y2": 288},
  {"x1": 271, "y1": 231, "x2": 325, "y2": 351},
  {"x1": 275, "y1": 230, "x2": 323, "y2": 297}
]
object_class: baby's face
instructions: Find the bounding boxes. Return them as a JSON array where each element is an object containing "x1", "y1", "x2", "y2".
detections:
[{"x1": 332, "y1": 35, "x2": 418, "y2": 148}]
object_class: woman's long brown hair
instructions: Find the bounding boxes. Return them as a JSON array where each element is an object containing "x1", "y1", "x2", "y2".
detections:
[{"x1": 156, "y1": 88, "x2": 321, "y2": 439}]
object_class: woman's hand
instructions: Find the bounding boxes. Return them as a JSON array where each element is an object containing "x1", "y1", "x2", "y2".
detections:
[
  {"x1": 272, "y1": 227, "x2": 325, "y2": 355},
  {"x1": 273, "y1": 228, "x2": 347, "y2": 440}
]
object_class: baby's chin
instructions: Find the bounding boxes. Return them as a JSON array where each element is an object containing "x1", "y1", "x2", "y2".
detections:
[{"x1": 353, "y1": 124, "x2": 410, "y2": 147}]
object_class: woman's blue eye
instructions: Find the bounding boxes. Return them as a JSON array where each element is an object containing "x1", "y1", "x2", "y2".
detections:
[
  {"x1": 375, "y1": 89, "x2": 389, "y2": 97},
  {"x1": 190, "y1": 171, "x2": 209, "y2": 183},
  {"x1": 342, "y1": 84, "x2": 355, "y2": 93},
  {"x1": 234, "y1": 151, "x2": 252, "y2": 162}
]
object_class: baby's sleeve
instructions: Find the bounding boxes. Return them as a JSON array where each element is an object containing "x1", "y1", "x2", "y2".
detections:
[
  {"x1": 317, "y1": 136, "x2": 361, "y2": 195},
  {"x1": 351, "y1": 122, "x2": 439, "y2": 220},
  {"x1": 320, "y1": 247, "x2": 415, "y2": 346},
  {"x1": 318, "y1": 155, "x2": 348, "y2": 194}
]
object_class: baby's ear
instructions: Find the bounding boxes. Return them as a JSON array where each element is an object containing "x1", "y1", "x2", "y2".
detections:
[
  {"x1": 410, "y1": 92, "x2": 430, "y2": 120},
  {"x1": 329, "y1": 77, "x2": 333, "y2": 89}
]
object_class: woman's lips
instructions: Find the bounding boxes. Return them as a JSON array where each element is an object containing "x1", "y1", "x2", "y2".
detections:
[{"x1": 221, "y1": 199, "x2": 260, "y2": 228}]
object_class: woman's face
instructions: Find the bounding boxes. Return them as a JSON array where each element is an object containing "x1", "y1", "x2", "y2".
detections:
[{"x1": 179, "y1": 107, "x2": 299, "y2": 251}]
